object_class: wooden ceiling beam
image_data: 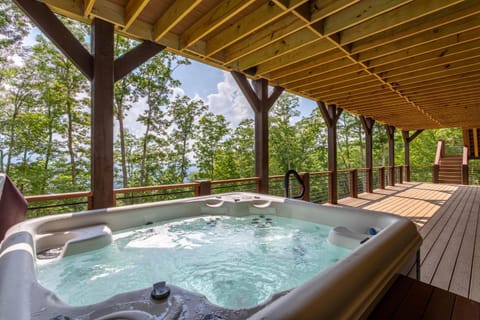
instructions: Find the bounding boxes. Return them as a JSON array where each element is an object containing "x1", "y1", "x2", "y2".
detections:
[
  {"x1": 402, "y1": 74, "x2": 480, "y2": 91},
  {"x1": 408, "y1": 89, "x2": 480, "y2": 104},
  {"x1": 153, "y1": 0, "x2": 202, "y2": 42},
  {"x1": 322, "y1": 0, "x2": 412, "y2": 36},
  {"x1": 223, "y1": 14, "x2": 305, "y2": 64},
  {"x1": 340, "y1": 0, "x2": 464, "y2": 45},
  {"x1": 289, "y1": 65, "x2": 365, "y2": 90},
  {"x1": 372, "y1": 40, "x2": 480, "y2": 74},
  {"x1": 256, "y1": 40, "x2": 336, "y2": 75},
  {"x1": 311, "y1": 81, "x2": 384, "y2": 99},
  {"x1": 206, "y1": 1, "x2": 309, "y2": 57},
  {"x1": 267, "y1": 49, "x2": 345, "y2": 80},
  {"x1": 180, "y1": 0, "x2": 256, "y2": 49},
  {"x1": 380, "y1": 49, "x2": 480, "y2": 80},
  {"x1": 83, "y1": 0, "x2": 95, "y2": 16},
  {"x1": 334, "y1": 92, "x2": 404, "y2": 106},
  {"x1": 388, "y1": 59, "x2": 480, "y2": 84},
  {"x1": 303, "y1": 74, "x2": 374, "y2": 95},
  {"x1": 272, "y1": 56, "x2": 352, "y2": 85},
  {"x1": 359, "y1": 15, "x2": 480, "y2": 63},
  {"x1": 310, "y1": 0, "x2": 360, "y2": 22},
  {"x1": 400, "y1": 74, "x2": 480, "y2": 93},
  {"x1": 320, "y1": 86, "x2": 397, "y2": 102},
  {"x1": 352, "y1": 0, "x2": 480, "y2": 54},
  {"x1": 232, "y1": 28, "x2": 319, "y2": 71},
  {"x1": 124, "y1": 0, "x2": 150, "y2": 30},
  {"x1": 368, "y1": 28, "x2": 480, "y2": 69}
]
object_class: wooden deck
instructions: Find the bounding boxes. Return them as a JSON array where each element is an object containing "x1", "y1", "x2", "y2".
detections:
[{"x1": 338, "y1": 182, "x2": 480, "y2": 302}]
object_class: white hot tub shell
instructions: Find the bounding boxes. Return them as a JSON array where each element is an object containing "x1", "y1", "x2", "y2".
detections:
[{"x1": 0, "y1": 190, "x2": 421, "y2": 320}]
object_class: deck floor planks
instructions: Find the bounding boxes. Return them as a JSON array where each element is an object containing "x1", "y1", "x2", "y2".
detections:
[
  {"x1": 416, "y1": 187, "x2": 467, "y2": 284},
  {"x1": 371, "y1": 275, "x2": 480, "y2": 320},
  {"x1": 422, "y1": 286, "x2": 456, "y2": 320},
  {"x1": 430, "y1": 186, "x2": 475, "y2": 292},
  {"x1": 449, "y1": 187, "x2": 480, "y2": 297},
  {"x1": 469, "y1": 186, "x2": 480, "y2": 301},
  {"x1": 336, "y1": 183, "x2": 480, "y2": 303}
]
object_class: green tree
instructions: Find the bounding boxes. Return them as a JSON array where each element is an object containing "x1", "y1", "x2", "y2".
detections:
[
  {"x1": 134, "y1": 52, "x2": 188, "y2": 185},
  {"x1": 195, "y1": 113, "x2": 229, "y2": 180},
  {"x1": 269, "y1": 93, "x2": 301, "y2": 174},
  {"x1": 165, "y1": 96, "x2": 207, "y2": 183},
  {"x1": 114, "y1": 35, "x2": 140, "y2": 188}
]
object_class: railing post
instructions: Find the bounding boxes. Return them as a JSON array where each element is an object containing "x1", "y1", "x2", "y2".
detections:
[
  {"x1": 462, "y1": 146, "x2": 469, "y2": 185},
  {"x1": 300, "y1": 172, "x2": 310, "y2": 202},
  {"x1": 87, "y1": 195, "x2": 93, "y2": 210},
  {"x1": 256, "y1": 177, "x2": 261, "y2": 193},
  {"x1": 366, "y1": 168, "x2": 373, "y2": 193},
  {"x1": 433, "y1": 165, "x2": 439, "y2": 183},
  {"x1": 112, "y1": 193, "x2": 117, "y2": 207},
  {"x1": 398, "y1": 166, "x2": 403, "y2": 184},
  {"x1": 379, "y1": 167, "x2": 385, "y2": 189},
  {"x1": 195, "y1": 180, "x2": 211, "y2": 196},
  {"x1": 349, "y1": 169, "x2": 358, "y2": 198},
  {"x1": 405, "y1": 164, "x2": 410, "y2": 182}
]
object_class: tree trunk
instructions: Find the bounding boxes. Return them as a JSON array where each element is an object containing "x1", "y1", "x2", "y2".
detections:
[
  {"x1": 140, "y1": 94, "x2": 152, "y2": 186},
  {"x1": 66, "y1": 98, "x2": 77, "y2": 186}
]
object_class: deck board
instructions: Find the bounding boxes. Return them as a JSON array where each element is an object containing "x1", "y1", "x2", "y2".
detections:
[
  {"x1": 370, "y1": 275, "x2": 480, "y2": 320},
  {"x1": 337, "y1": 183, "x2": 480, "y2": 303}
]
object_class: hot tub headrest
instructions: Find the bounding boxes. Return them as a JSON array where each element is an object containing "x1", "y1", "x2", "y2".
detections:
[{"x1": 328, "y1": 226, "x2": 378, "y2": 250}]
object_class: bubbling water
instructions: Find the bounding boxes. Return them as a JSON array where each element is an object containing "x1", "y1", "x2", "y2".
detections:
[{"x1": 37, "y1": 215, "x2": 350, "y2": 309}]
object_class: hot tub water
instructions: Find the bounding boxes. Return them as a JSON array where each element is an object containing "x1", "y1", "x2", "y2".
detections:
[{"x1": 37, "y1": 215, "x2": 350, "y2": 309}]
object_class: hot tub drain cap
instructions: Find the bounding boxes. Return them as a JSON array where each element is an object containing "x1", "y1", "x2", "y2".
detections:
[{"x1": 151, "y1": 281, "x2": 170, "y2": 300}]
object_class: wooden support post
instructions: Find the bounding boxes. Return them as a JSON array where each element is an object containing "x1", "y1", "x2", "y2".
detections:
[
  {"x1": 360, "y1": 116, "x2": 375, "y2": 192},
  {"x1": 385, "y1": 125, "x2": 396, "y2": 186},
  {"x1": 231, "y1": 72, "x2": 283, "y2": 194},
  {"x1": 318, "y1": 102, "x2": 343, "y2": 204},
  {"x1": 402, "y1": 129, "x2": 423, "y2": 182},
  {"x1": 398, "y1": 166, "x2": 403, "y2": 184},
  {"x1": 195, "y1": 180, "x2": 212, "y2": 196},
  {"x1": 299, "y1": 172, "x2": 310, "y2": 202},
  {"x1": 350, "y1": 169, "x2": 358, "y2": 198},
  {"x1": 379, "y1": 167, "x2": 385, "y2": 189},
  {"x1": 91, "y1": 19, "x2": 114, "y2": 209}
]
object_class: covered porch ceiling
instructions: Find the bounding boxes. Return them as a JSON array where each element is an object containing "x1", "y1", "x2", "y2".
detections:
[{"x1": 40, "y1": 0, "x2": 480, "y2": 131}]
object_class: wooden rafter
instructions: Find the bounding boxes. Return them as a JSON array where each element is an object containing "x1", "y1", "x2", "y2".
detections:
[
  {"x1": 16, "y1": 0, "x2": 480, "y2": 130},
  {"x1": 83, "y1": 0, "x2": 95, "y2": 17},
  {"x1": 153, "y1": 0, "x2": 202, "y2": 42},
  {"x1": 180, "y1": 0, "x2": 256, "y2": 49},
  {"x1": 124, "y1": 0, "x2": 151, "y2": 30}
]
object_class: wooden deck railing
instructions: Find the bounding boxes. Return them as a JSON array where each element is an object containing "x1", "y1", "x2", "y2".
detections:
[{"x1": 25, "y1": 166, "x2": 405, "y2": 217}]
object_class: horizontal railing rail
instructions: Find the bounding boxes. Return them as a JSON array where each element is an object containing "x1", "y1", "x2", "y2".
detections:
[{"x1": 25, "y1": 166, "x2": 412, "y2": 217}]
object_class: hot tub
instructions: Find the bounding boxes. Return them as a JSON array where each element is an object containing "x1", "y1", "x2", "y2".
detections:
[{"x1": 0, "y1": 190, "x2": 421, "y2": 320}]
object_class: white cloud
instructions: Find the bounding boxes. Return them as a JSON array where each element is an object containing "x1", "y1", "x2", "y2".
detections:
[
  {"x1": 116, "y1": 98, "x2": 147, "y2": 138},
  {"x1": 207, "y1": 72, "x2": 253, "y2": 128}
]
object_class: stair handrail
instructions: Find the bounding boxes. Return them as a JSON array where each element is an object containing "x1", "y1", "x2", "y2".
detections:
[
  {"x1": 433, "y1": 140, "x2": 445, "y2": 183},
  {"x1": 462, "y1": 145, "x2": 469, "y2": 185}
]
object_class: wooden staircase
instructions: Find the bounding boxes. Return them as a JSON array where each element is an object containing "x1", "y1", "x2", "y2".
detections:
[
  {"x1": 433, "y1": 140, "x2": 469, "y2": 185},
  {"x1": 438, "y1": 156, "x2": 463, "y2": 184}
]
